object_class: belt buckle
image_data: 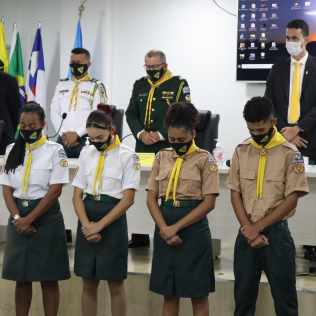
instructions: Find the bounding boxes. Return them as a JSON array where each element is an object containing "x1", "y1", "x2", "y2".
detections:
[
  {"x1": 94, "y1": 194, "x2": 101, "y2": 201},
  {"x1": 21, "y1": 200, "x2": 29, "y2": 207},
  {"x1": 173, "y1": 200, "x2": 181, "y2": 208}
]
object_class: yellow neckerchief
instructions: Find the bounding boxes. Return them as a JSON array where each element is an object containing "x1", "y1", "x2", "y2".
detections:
[
  {"x1": 165, "y1": 140, "x2": 199, "y2": 206},
  {"x1": 22, "y1": 135, "x2": 47, "y2": 193},
  {"x1": 250, "y1": 127, "x2": 286, "y2": 199},
  {"x1": 69, "y1": 73, "x2": 92, "y2": 111},
  {"x1": 144, "y1": 70, "x2": 173, "y2": 129},
  {"x1": 92, "y1": 135, "x2": 121, "y2": 195}
]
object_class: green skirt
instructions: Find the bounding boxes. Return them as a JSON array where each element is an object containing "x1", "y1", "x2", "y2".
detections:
[
  {"x1": 2, "y1": 199, "x2": 70, "y2": 282},
  {"x1": 150, "y1": 200, "x2": 215, "y2": 298},
  {"x1": 74, "y1": 195, "x2": 128, "y2": 281}
]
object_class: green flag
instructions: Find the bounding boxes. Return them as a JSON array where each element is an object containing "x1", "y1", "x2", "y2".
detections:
[{"x1": 9, "y1": 25, "x2": 26, "y2": 104}]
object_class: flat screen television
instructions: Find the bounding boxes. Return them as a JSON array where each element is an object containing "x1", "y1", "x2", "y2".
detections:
[{"x1": 237, "y1": 0, "x2": 316, "y2": 81}]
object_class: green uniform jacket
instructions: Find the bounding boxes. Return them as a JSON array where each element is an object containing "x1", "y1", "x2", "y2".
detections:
[{"x1": 126, "y1": 75, "x2": 191, "y2": 153}]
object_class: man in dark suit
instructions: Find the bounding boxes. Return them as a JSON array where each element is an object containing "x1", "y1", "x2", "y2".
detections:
[
  {"x1": 265, "y1": 19, "x2": 316, "y2": 163},
  {"x1": 0, "y1": 71, "x2": 20, "y2": 154}
]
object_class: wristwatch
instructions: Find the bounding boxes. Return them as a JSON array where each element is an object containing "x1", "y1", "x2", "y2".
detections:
[{"x1": 13, "y1": 214, "x2": 21, "y2": 221}]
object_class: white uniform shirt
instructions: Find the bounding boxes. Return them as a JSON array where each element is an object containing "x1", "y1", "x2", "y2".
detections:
[
  {"x1": 288, "y1": 53, "x2": 309, "y2": 123},
  {"x1": 0, "y1": 141, "x2": 69, "y2": 199},
  {"x1": 50, "y1": 78, "x2": 109, "y2": 137},
  {"x1": 72, "y1": 144, "x2": 140, "y2": 199}
]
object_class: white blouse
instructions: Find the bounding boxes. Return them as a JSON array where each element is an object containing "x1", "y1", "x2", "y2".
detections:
[{"x1": 0, "y1": 141, "x2": 69, "y2": 199}]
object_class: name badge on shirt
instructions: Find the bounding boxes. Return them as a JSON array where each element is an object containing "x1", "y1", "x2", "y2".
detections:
[{"x1": 161, "y1": 91, "x2": 174, "y2": 100}]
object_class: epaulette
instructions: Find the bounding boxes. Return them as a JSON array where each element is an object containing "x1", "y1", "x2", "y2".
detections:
[
  {"x1": 238, "y1": 137, "x2": 252, "y2": 147},
  {"x1": 281, "y1": 141, "x2": 298, "y2": 152}
]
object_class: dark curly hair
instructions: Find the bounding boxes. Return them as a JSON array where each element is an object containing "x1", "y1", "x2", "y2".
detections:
[{"x1": 165, "y1": 102, "x2": 199, "y2": 132}]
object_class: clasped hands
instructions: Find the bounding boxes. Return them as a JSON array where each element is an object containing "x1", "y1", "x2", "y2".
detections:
[
  {"x1": 13, "y1": 217, "x2": 37, "y2": 235},
  {"x1": 139, "y1": 131, "x2": 161, "y2": 145},
  {"x1": 281, "y1": 126, "x2": 308, "y2": 149},
  {"x1": 240, "y1": 224, "x2": 269, "y2": 248},
  {"x1": 81, "y1": 221, "x2": 104, "y2": 243},
  {"x1": 159, "y1": 224, "x2": 183, "y2": 247}
]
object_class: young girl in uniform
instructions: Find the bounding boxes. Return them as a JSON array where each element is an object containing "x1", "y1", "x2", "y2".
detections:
[
  {"x1": 147, "y1": 102, "x2": 219, "y2": 316},
  {"x1": 0, "y1": 102, "x2": 70, "y2": 316},
  {"x1": 72, "y1": 106, "x2": 140, "y2": 316}
]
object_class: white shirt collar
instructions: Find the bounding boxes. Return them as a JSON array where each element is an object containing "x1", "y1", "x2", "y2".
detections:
[{"x1": 291, "y1": 52, "x2": 309, "y2": 66}]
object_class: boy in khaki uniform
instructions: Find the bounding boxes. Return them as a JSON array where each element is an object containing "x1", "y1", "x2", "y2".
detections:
[{"x1": 227, "y1": 97, "x2": 309, "y2": 316}]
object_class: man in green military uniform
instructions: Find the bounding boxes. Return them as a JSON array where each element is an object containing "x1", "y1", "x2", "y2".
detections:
[{"x1": 126, "y1": 50, "x2": 191, "y2": 153}]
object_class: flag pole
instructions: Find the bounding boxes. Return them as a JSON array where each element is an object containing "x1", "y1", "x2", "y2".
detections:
[{"x1": 78, "y1": 0, "x2": 87, "y2": 19}]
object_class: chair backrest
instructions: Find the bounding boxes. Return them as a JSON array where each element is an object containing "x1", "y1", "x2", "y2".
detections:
[{"x1": 195, "y1": 110, "x2": 220, "y2": 154}]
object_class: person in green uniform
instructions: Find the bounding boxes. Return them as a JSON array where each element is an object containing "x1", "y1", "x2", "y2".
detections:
[
  {"x1": 147, "y1": 102, "x2": 219, "y2": 316},
  {"x1": 126, "y1": 50, "x2": 191, "y2": 153},
  {"x1": 0, "y1": 102, "x2": 70, "y2": 316},
  {"x1": 72, "y1": 106, "x2": 140, "y2": 316}
]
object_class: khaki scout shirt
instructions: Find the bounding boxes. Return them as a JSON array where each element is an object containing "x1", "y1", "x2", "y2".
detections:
[
  {"x1": 147, "y1": 148, "x2": 219, "y2": 200},
  {"x1": 226, "y1": 139, "x2": 309, "y2": 222}
]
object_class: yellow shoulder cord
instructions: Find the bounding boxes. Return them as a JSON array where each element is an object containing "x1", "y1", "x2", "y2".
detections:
[
  {"x1": 92, "y1": 135, "x2": 121, "y2": 195},
  {"x1": 165, "y1": 140, "x2": 198, "y2": 206},
  {"x1": 88, "y1": 80, "x2": 101, "y2": 110},
  {"x1": 22, "y1": 135, "x2": 47, "y2": 193},
  {"x1": 144, "y1": 70, "x2": 173, "y2": 129},
  {"x1": 69, "y1": 74, "x2": 92, "y2": 111},
  {"x1": 250, "y1": 127, "x2": 286, "y2": 199},
  {"x1": 176, "y1": 81, "x2": 185, "y2": 102}
]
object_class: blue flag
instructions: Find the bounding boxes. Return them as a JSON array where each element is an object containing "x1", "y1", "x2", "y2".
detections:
[
  {"x1": 74, "y1": 20, "x2": 83, "y2": 48},
  {"x1": 68, "y1": 19, "x2": 83, "y2": 78}
]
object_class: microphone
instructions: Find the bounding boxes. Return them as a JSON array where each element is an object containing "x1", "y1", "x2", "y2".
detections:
[{"x1": 47, "y1": 113, "x2": 67, "y2": 139}]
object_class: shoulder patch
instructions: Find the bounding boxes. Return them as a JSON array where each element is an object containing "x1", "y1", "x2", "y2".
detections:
[
  {"x1": 291, "y1": 151, "x2": 304, "y2": 164},
  {"x1": 206, "y1": 152, "x2": 218, "y2": 172},
  {"x1": 291, "y1": 151, "x2": 305, "y2": 174},
  {"x1": 207, "y1": 152, "x2": 217, "y2": 163},
  {"x1": 183, "y1": 85, "x2": 190, "y2": 95},
  {"x1": 59, "y1": 159, "x2": 69, "y2": 168}
]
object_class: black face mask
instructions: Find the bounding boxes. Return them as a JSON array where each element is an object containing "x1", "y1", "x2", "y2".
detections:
[
  {"x1": 70, "y1": 63, "x2": 88, "y2": 78},
  {"x1": 89, "y1": 137, "x2": 111, "y2": 152},
  {"x1": 146, "y1": 68, "x2": 165, "y2": 82},
  {"x1": 170, "y1": 140, "x2": 193, "y2": 156},
  {"x1": 251, "y1": 127, "x2": 274, "y2": 146},
  {"x1": 20, "y1": 129, "x2": 42, "y2": 144}
]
